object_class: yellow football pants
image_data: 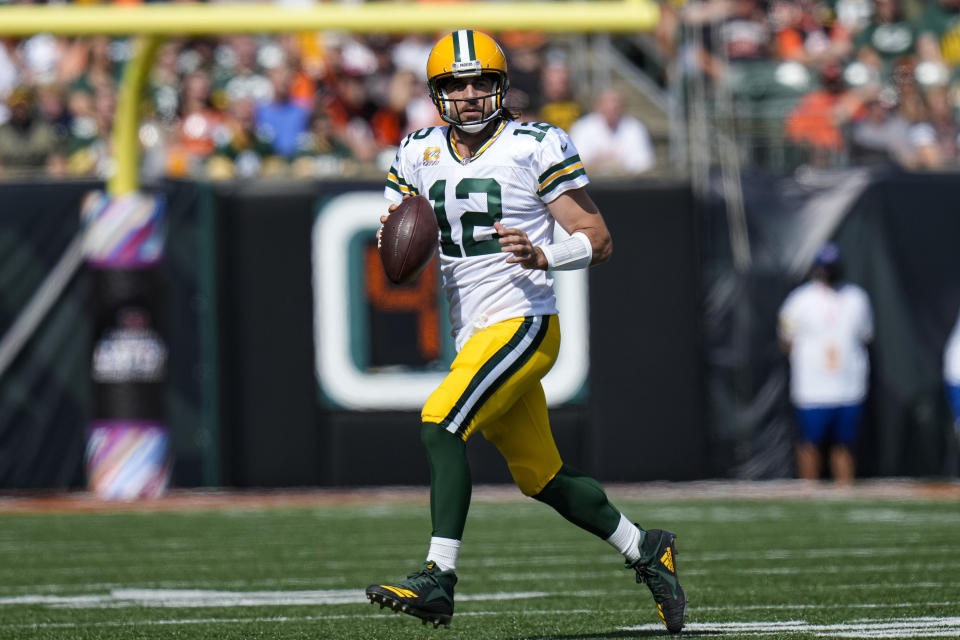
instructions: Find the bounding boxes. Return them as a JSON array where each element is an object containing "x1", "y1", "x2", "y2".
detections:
[{"x1": 422, "y1": 315, "x2": 563, "y2": 496}]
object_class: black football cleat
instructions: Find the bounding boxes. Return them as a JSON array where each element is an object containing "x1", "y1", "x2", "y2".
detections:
[
  {"x1": 627, "y1": 528, "x2": 687, "y2": 633},
  {"x1": 365, "y1": 561, "x2": 456, "y2": 628}
]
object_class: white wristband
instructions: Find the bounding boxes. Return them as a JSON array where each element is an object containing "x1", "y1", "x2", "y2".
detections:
[{"x1": 540, "y1": 232, "x2": 593, "y2": 271}]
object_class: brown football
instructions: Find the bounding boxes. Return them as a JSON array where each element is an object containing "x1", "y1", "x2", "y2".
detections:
[{"x1": 379, "y1": 195, "x2": 439, "y2": 284}]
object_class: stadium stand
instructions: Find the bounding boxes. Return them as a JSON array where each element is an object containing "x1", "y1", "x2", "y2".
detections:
[{"x1": 0, "y1": 0, "x2": 959, "y2": 179}]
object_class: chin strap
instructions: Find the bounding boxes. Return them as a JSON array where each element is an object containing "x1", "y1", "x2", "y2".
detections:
[{"x1": 541, "y1": 232, "x2": 593, "y2": 271}]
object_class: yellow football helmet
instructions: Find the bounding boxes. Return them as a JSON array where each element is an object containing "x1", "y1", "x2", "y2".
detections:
[{"x1": 426, "y1": 29, "x2": 510, "y2": 133}]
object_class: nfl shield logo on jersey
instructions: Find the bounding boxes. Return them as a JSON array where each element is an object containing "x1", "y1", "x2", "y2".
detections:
[{"x1": 423, "y1": 147, "x2": 441, "y2": 166}]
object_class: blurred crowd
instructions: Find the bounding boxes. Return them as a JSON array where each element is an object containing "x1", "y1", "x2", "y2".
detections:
[
  {"x1": 2, "y1": 0, "x2": 960, "y2": 178},
  {"x1": 0, "y1": 27, "x2": 651, "y2": 181},
  {"x1": 659, "y1": 0, "x2": 960, "y2": 169},
  {"x1": 0, "y1": 31, "x2": 435, "y2": 180}
]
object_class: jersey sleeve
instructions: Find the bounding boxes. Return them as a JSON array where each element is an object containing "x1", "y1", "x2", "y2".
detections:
[
  {"x1": 535, "y1": 126, "x2": 590, "y2": 203},
  {"x1": 384, "y1": 137, "x2": 419, "y2": 204}
]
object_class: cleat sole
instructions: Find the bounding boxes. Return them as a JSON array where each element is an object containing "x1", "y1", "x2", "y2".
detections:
[{"x1": 365, "y1": 588, "x2": 453, "y2": 629}]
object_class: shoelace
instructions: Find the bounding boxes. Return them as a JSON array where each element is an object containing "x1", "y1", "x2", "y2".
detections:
[
  {"x1": 403, "y1": 567, "x2": 441, "y2": 591},
  {"x1": 629, "y1": 560, "x2": 674, "y2": 603}
]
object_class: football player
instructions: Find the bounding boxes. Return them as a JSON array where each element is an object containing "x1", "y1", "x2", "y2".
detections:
[{"x1": 365, "y1": 29, "x2": 686, "y2": 634}]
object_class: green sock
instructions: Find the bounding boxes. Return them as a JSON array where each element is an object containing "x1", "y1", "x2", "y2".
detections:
[
  {"x1": 421, "y1": 422, "x2": 472, "y2": 540},
  {"x1": 533, "y1": 465, "x2": 621, "y2": 539}
]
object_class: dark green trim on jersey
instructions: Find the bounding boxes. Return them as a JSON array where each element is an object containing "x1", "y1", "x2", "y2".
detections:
[
  {"x1": 439, "y1": 316, "x2": 550, "y2": 437},
  {"x1": 385, "y1": 177, "x2": 404, "y2": 195},
  {"x1": 386, "y1": 168, "x2": 419, "y2": 196},
  {"x1": 538, "y1": 154, "x2": 582, "y2": 185},
  {"x1": 444, "y1": 129, "x2": 458, "y2": 161},
  {"x1": 411, "y1": 127, "x2": 435, "y2": 140},
  {"x1": 538, "y1": 155, "x2": 587, "y2": 198},
  {"x1": 445, "y1": 120, "x2": 507, "y2": 165},
  {"x1": 538, "y1": 168, "x2": 587, "y2": 197}
]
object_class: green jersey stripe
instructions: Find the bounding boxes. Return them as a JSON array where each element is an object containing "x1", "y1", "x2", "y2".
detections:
[
  {"x1": 538, "y1": 154, "x2": 583, "y2": 184},
  {"x1": 538, "y1": 168, "x2": 587, "y2": 197}
]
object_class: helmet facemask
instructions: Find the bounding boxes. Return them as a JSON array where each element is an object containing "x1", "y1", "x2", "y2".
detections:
[{"x1": 430, "y1": 67, "x2": 509, "y2": 134}]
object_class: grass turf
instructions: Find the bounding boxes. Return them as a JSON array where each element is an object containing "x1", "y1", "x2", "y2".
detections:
[{"x1": 1, "y1": 490, "x2": 959, "y2": 639}]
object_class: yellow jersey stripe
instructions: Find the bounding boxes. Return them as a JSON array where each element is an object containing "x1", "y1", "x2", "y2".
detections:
[
  {"x1": 538, "y1": 161, "x2": 584, "y2": 190},
  {"x1": 386, "y1": 173, "x2": 413, "y2": 195}
]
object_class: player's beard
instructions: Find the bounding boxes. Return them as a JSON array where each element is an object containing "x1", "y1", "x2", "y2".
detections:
[{"x1": 446, "y1": 95, "x2": 499, "y2": 134}]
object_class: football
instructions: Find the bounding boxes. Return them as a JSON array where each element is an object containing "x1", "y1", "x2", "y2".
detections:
[{"x1": 379, "y1": 195, "x2": 439, "y2": 284}]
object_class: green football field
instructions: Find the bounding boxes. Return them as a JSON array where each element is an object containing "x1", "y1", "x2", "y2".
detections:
[{"x1": 1, "y1": 484, "x2": 959, "y2": 640}]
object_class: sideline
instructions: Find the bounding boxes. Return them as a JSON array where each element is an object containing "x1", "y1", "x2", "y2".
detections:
[{"x1": 1, "y1": 479, "x2": 959, "y2": 514}]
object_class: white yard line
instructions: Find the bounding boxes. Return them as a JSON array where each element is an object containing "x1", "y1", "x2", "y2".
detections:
[
  {"x1": 693, "y1": 546, "x2": 960, "y2": 561},
  {"x1": 738, "y1": 561, "x2": 960, "y2": 575},
  {"x1": 620, "y1": 617, "x2": 960, "y2": 638},
  {"x1": 694, "y1": 601, "x2": 957, "y2": 612},
  {"x1": 0, "y1": 588, "x2": 555, "y2": 609},
  {"x1": 3, "y1": 585, "x2": 958, "y2": 608},
  {"x1": 0, "y1": 608, "x2": 602, "y2": 631},
  {"x1": 3, "y1": 609, "x2": 960, "y2": 639}
]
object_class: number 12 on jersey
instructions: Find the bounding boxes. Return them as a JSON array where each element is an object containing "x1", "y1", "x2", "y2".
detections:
[{"x1": 428, "y1": 178, "x2": 503, "y2": 258}]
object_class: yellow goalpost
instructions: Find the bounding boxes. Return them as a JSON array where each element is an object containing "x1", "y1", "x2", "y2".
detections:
[
  {"x1": 0, "y1": 2, "x2": 659, "y2": 36},
  {"x1": 0, "y1": 1, "x2": 660, "y2": 194}
]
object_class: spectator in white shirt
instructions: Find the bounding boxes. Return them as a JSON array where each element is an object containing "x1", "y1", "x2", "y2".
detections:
[
  {"x1": 778, "y1": 244, "x2": 874, "y2": 484},
  {"x1": 568, "y1": 88, "x2": 655, "y2": 176}
]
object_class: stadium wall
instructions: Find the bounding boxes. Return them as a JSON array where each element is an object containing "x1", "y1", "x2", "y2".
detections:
[
  {"x1": 208, "y1": 179, "x2": 706, "y2": 487},
  {"x1": 3, "y1": 172, "x2": 958, "y2": 490}
]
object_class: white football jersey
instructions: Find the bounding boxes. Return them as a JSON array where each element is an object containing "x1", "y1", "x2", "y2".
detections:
[
  {"x1": 778, "y1": 280, "x2": 874, "y2": 406},
  {"x1": 384, "y1": 120, "x2": 590, "y2": 351}
]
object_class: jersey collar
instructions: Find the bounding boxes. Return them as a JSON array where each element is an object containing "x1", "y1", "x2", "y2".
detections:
[{"x1": 445, "y1": 120, "x2": 508, "y2": 164}]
